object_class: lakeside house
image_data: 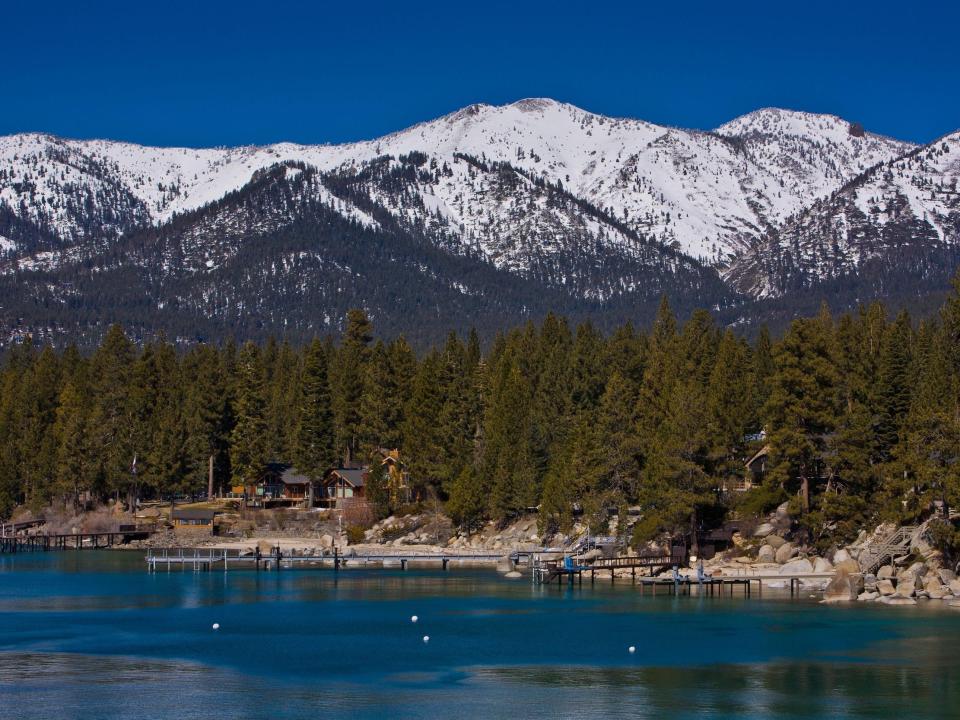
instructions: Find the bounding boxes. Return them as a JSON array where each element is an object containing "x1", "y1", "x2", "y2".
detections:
[
  {"x1": 320, "y1": 467, "x2": 367, "y2": 507},
  {"x1": 222, "y1": 449, "x2": 411, "y2": 510},
  {"x1": 171, "y1": 507, "x2": 219, "y2": 534}
]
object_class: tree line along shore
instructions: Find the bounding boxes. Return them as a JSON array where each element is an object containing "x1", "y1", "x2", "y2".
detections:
[{"x1": 2, "y1": 275, "x2": 960, "y2": 562}]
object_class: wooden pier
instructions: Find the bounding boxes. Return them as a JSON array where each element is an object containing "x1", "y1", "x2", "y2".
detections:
[
  {"x1": 533, "y1": 551, "x2": 685, "y2": 586},
  {"x1": 145, "y1": 547, "x2": 511, "y2": 572},
  {"x1": 532, "y1": 553, "x2": 835, "y2": 598},
  {"x1": 0, "y1": 530, "x2": 154, "y2": 554}
]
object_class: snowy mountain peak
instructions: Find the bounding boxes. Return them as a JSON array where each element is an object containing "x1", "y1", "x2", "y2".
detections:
[
  {"x1": 0, "y1": 99, "x2": 949, "y2": 307},
  {"x1": 715, "y1": 107, "x2": 914, "y2": 149}
]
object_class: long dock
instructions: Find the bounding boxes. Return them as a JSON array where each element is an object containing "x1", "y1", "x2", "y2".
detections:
[
  {"x1": 145, "y1": 547, "x2": 511, "y2": 572},
  {"x1": 0, "y1": 530, "x2": 154, "y2": 553},
  {"x1": 532, "y1": 553, "x2": 836, "y2": 598},
  {"x1": 145, "y1": 548, "x2": 836, "y2": 599}
]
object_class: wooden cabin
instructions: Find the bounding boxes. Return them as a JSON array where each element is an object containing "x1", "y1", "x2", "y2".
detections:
[
  {"x1": 228, "y1": 463, "x2": 316, "y2": 507},
  {"x1": 276, "y1": 467, "x2": 314, "y2": 507},
  {"x1": 171, "y1": 508, "x2": 218, "y2": 533},
  {"x1": 731, "y1": 444, "x2": 770, "y2": 492},
  {"x1": 320, "y1": 468, "x2": 366, "y2": 507}
]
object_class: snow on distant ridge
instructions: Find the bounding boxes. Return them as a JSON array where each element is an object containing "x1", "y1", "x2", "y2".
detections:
[{"x1": 0, "y1": 99, "x2": 924, "y2": 286}]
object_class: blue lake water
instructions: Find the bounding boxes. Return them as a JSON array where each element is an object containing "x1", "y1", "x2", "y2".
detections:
[{"x1": 1, "y1": 551, "x2": 959, "y2": 719}]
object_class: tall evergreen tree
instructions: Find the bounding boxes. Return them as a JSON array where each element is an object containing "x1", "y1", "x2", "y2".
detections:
[
  {"x1": 765, "y1": 316, "x2": 840, "y2": 515},
  {"x1": 295, "y1": 339, "x2": 336, "y2": 481},
  {"x1": 332, "y1": 309, "x2": 373, "y2": 464},
  {"x1": 230, "y1": 342, "x2": 268, "y2": 487}
]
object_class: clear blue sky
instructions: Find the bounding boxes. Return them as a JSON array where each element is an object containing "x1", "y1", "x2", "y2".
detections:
[{"x1": 5, "y1": 0, "x2": 957, "y2": 147}]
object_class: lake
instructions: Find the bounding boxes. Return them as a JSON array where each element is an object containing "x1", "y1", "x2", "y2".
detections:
[{"x1": 1, "y1": 551, "x2": 959, "y2": 719}]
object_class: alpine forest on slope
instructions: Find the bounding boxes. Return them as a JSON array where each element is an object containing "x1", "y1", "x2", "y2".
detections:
[{"x1": 3, "y1": 276, "x2": 960, "y2": 554}]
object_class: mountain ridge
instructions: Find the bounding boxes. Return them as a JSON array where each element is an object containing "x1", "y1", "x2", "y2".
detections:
[{"x1": 1, "y1": 99, "x2": 957, "y2": 346}]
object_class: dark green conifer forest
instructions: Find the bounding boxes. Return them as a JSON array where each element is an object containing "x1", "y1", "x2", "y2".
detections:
[{"x1": 3, "y1": 276, "x2": 960, "y2": 551}]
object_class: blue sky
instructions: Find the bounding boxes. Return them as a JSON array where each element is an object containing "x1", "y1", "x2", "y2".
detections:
[{"x1": 5, "y1": 0, "x2": 957, "y2": 146}]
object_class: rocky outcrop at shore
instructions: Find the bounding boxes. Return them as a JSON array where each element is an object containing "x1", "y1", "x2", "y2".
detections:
[{"x1": 856, "y1": 563, "x2": 960, "y2": 606}]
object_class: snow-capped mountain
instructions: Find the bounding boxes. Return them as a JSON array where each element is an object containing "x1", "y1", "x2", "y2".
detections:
[
  {"x1": 0, "y1": 98, "x2": 957, "y2": 345},
  {"x1": 0, "y1": 99, "x2": 912, "y2": 266},
  {"x1": 727, "y1": 131, "x2": 960, "y2": 297}
]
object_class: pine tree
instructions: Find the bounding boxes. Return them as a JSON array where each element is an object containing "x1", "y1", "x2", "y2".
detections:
[
  {"x1": 16, "y1": 346, "x2": 61, "y2": 508},
  {"x1": 893, "y1": 326, "x2": 960, "y2": 520},
  {"x1": 183, "y1": 345, "x2": 231, "y2": 496},
  {"x1": 402, "y1": 351, "x2": 446, "y2": 496},
  {"x1": 87, "y1": 325, "x2": 137, "y2": 506},
  {"x1": 484, "y1": 359, "x2": 537, "y2": 521},
  {"x1": 706, "y1": 330, "x2": 753, "y2": 481},
  {"x1": 230, "y1": 342, "x2": 268, "y2": 487},
  {"x1": 265, "y1": 340, "x2": 300, "y2": 462},
  {"x1": 751, "y1": 325, "x2": 775, "y2": 424},
  {"x1": 332, "y1": 309, "x2": 373, "y2": 464},
  {"x1": 294, "y1": 339, "x2": 336, "y2": 481},
  {"x1": 447, "y1": 464, "x2": 486, "y2": 532},
  {"x1": 52, "y1": 380, "x2": 92, "y2": 508},
  {"x1": 142, "y1": 340, "x2": 189, "y2": 497},
  {"x1": 875, "y1": 310, "x2": 913, "y2": 460},
  {"x1": 765, "y1": 316, "x2": 840, "y2": 516},
  {"x1": 595, "y1": 370, "x2": 641, "y2": 503},
  {"x1": 358, "y1": 342, "x2": 395, "y2": 456}
]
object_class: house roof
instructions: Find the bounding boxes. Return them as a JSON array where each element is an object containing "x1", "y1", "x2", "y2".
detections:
[
  {"x1": 746, "y1": 445, "x2": 771, "y2": 469},
  {"x1": 280, "y1": 468, "x2": 311, "y2": 485},
  {"x1": 172, "y1": 508, "x2": 217, "y2": 521},
  {"x1": 327, "y1": 468, "x2": 366, "y2": 487}
]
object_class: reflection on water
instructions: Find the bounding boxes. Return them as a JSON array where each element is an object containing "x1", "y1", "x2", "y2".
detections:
[
  {"x1": 1, "y1": 652, "x2": 956, "y2": 720},
  {"x1": 0, "y1": 552, "x2": 959, "y2": 719}
]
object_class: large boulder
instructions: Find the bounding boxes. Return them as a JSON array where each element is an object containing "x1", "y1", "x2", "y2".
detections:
[
  {"x1": 765, "y1": 535, "x2": 787, "y2": 549},
  {"x1": 833, "y1": 549, "x2": 852, "y2": 565},
  {"x1": 257, "y1": 540, "x2": 274, "y2": 555},
  {"x1": 894, "y1": 575, "x2": 917, "y2": 598},
  {"x1": 877, "y1": 565, "x2": 895, "y2": 580},
  {"x1": 897, "y1": 568, "x2": 923, "y2": 593},
  {"x1": 823, "y1": 570, "x2": 858, "y2": 603},
  {"x1": 834, "y1": 558, "x2": 861, "y2": 575},
  {"x1": 319, "y1": 534, "x2": 335, "y2": 549},
  {"x1": 813, "y1": 557, "x2": 834, "y2": 574},
  {"x1": 778, "y1": 558, "x2": 814, "y2": 575},
  {"x1": 949, "y1": 579, "x2": 960, "y2": 596},
  {"x1": 775, "y1": 502, "x2": 791, "y2": 519},
  {"x1": 753, "y1": 522, "x2": 775, "y2": 538},
  {"x1": 938, "y1": 569, "x2": 956, "y2": 584},
  {"x1": 757, "y1": 545, "x2": 776, "y2": 563},
  {"x1": 858, "y1": 591, "x2": 879, "y2": 602},
  {"x1": 876, "y1": 579, "x2": 896, "y2": 596},
  {"x1": 775, "y1": 542, "x2": 797, "y2": 564},
  {"x1": 878, "y1": 596, "x2": 917, "y2": 606}
]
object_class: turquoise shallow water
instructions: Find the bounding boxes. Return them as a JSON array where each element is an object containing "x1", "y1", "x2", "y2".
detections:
[{"x1": 1, "y1": 552, "x2": 959, "y2": 719}]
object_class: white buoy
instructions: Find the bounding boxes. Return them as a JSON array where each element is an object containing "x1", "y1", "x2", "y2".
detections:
[
  {"x1": 628, "y1": 646, "x2": 636, "y2": 654},
  {"x1": 411, "y1": 615, "x2": 418, "y2": 623},
  {"x1": 422, "y1": 635, "x2": 430, "y2": 644},
  {"x1": 212, "y1": 623, "x2": 220, "y2": 630}
]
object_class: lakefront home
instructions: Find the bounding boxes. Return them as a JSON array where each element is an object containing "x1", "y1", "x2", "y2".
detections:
[
  {"x1": 320, "y1": 468, "x2": 367, "y2": 507},
  {"x1": 171, "y1": 507, "x2": 219, "y2": 534}
]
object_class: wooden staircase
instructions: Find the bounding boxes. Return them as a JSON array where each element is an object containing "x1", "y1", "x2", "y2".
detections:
[{"x1": 856, "y1": 524, "x2": 923, "y2": 575}]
